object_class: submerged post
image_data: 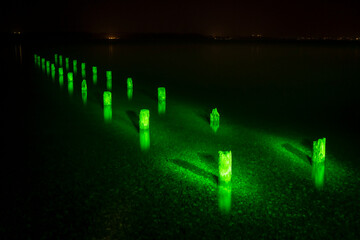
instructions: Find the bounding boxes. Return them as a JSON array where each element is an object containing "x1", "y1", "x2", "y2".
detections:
[
  {"x1": 158, "y1": 87, "x2": 166, "y2": 114},
  {"x1": 59, "y1": 55, "x2": 63, "y2": 67},
  {"x1": 54, "y1": 54, "x2": 58, "y2": 65},
  {"x1": 46, "y1": 60, "x2": 50, "y2": 76},
  {"x1": 210, "y1": 108, "x2": 220, "y2": 132},
  {"x1": 59, "y1": 67, "x2": 64, "y2": 87},
  {"x1": 65, "y1": 57, "x2": 69, "y2": 71},
  {"x1": 106, "y1": 71, "x2": 112, "y2": 90},
  {"x1": 51, "y1": 63, "x2": 55, "y2": 81},
  {"x1": 312, "y1": 138, "x2": 326, "y2": 189},
  {"x1": 219, "y1": 151, "x2": 232, "y2": 184}
]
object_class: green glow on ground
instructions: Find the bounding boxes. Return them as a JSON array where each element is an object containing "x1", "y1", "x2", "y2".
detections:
[
  {"x1": 139, "y1": 109, "x2": 150, "y2": 130},
  {"x1": 210, "y1": 108, "x2": 220, "y2": 132},
  {"x1": 92, "y1": 66, "x2": 97, "y2": 85},
  {"x1": 140, "y1": 129, "x2": 150, "y2": 152},
  {"x1": 106, "y1": 71, "x2": 112, "y2": 90}
]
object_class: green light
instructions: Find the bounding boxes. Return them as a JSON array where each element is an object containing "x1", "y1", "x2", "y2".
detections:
[
  {"x1": 103, "y1": 91, "x2": 112, "y2": 122},
  {"x1": 82, "y1": 80, "x2": 87, "y2": 105},
  {"x1": 67, "y1": 72, "x2": 73, "y2": 82},
  {"x1": 59, "y1": 55, "x2": 63, "y2": 67},
  {"x1": 92, "y1": 66, "x2": 97, "y2": 84},
  {"x1": 59, "y1": 67, "x2": 64, "y2": 76},
  {"x1": 68, "y1": 72, "x2": 74, "y2": 96},
  {"x1": 158, "y1": 87, "x2": 166, "y2": 114},
  {"x1": 210, "y1": 108, "x2": 220, "y2": 132},
  {"x1": 37, "y1": 56, "x2": 41, "y2": 67},
  {"x1": 139, "y1": 109, "x2": 150, "y2": 130},
  {"x1": 34, "y1": 54, "x2": 37, "y2": 64},
  {"x1": 140, "y1": 129, "x2": 150, "y2": 152},
  {"x1": 81, "y1": 63, "x2": 86, "y2": 78},
  {"x1": 158, "y1": 87, "x2": 166, "y2": 102},
  {"x1": 106, "y1": 71, "x2": 112, "y2": 90},
  {"x1": 46, "y1": 61, "x2": 50, "y2": 76},
  {"x1": 54, "y1": 54, "x2": 58, "y2": 65},
  {"x1": 219, "y1": 151, "x2": 232, "y2": 183},
  {"x1": 73, "y1": 60, "x2": 77, "y2": 75},
  {"x1": 51, "y1": 64, "x2": 55, "y2": 81},
  {"x1": 65, "y1": 57, "x2": 69, "y2": 71},
  {"x1": 41, "y1": 58, "x2": 45, "y2": 71},
  {"x1": 103, "y1": 91, "x2": 112, "y2": 106},
  {"x1": 127, "y1": 77, "x2": 133, "y2": 100},
  {"x1": 312, "y1": 138, "x2": 326, "y2": 189}
]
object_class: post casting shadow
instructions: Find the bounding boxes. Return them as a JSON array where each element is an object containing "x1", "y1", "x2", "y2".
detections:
[
  {"x1": 169, "y1": 159, "x2": 218, "y2": 185},
  {"x1": 126, "y1": 110, "x2": 139, "y2": 132},
  {"x1": 282, "y1": 143, "x2": 312, "y2": 165}
]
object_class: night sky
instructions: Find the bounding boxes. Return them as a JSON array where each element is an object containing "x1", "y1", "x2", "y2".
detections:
[{"x1": 4, "y1": 0, "x2": 360, "y2": 38}]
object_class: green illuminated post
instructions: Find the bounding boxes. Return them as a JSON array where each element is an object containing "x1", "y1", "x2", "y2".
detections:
[
  {"x1": 219, "y1": 151, "x2": 232, "y2": 184},
  {"x1": 218, "y1": 183, "x2": 232, "y2": 214},
  {"x1": 46, "y1": 61, "x2": 50, "y2": 76},
  {"x1": 73, "y1": 60, "x2": 77, "y2": 75},
  {"x1": 103, "y1": 91, "x2": 112, "y2": 122},
  {"x1": 106, "y1": 71, "x2": 112, "y2": 90},
  {"x1": 81, "y1": 80, "x2": 87, "y2": 105},
  {"x1": 59, "y1": 67, "x2": 64, "y2": 87},
  {"x1": 54, "y1": 54, "x2": 58, "y2": 65},
  {"x1": 158, "y1": 87, "x2": 166, "y2": 114},
  {"x1": 139, "y1": 109, "x2": 150, "y2": 151},
  {"x1": 139, "y1": 109, "x2": 150, "y2": 130},
  {"x1": 65, "y1": 57, "x2": 69, "y2": 71},
  {"x1": 81, "y1": 63, "x2": 86, "y2": 78},
  {"x1": 210, "y1": 108, "x2": 220, "y2": 132},
  {"x1": 312, "y1": 138, "x2": 326, "y2": 189},
  {"x1": 68, "y1": 72, "x2": 74, "y2": 96},
  {"x1": 127, "y1": 77, "x2": 133, "y2": 100},
  {"x1": 37, "y1": 56, "x2": 41, "y2": 67},
  {"x1": 92, "y1": 66, "x2": 97, "y2": 84},
  {"x1": 34, "y1": 54, "x2": 37, "y2": 64},
  {"x1": 51, "y1": 63, "x2": 55, "y2": 81},
  {"x1": 41, "y1": 58, "x2": 45, "y2": 71},
  {"x1": 59, "y1": 55, "x2": 63, "y2": 67}
]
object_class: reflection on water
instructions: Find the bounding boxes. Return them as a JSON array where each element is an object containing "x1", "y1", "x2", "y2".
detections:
[
  {"x1": 312, "y1": 162, "x2": 325, "y2": 190},
  {"x1": 104, "y1": 105, "x2": 112, "y2": 122},
  {"x1": 140, "y1": 129, "x2": 150, "y2": 151},
  {"x1": 158, "y1": 101, "x2": 166, "y2": 114},
  {"x1": 218, "y1": 183, "x2": 232, "y2": 214}
]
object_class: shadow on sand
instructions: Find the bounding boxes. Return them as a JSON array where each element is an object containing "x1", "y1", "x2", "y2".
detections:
[
  {"x1": 169, "y1": 159, "x2": 218, "y2": 185},
  {"x1": 126, "y1": 110, "x2": 139, "y2": 132},
  {"x1": 282, "y1": 143, "x2": 312, "y2": 165}
]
